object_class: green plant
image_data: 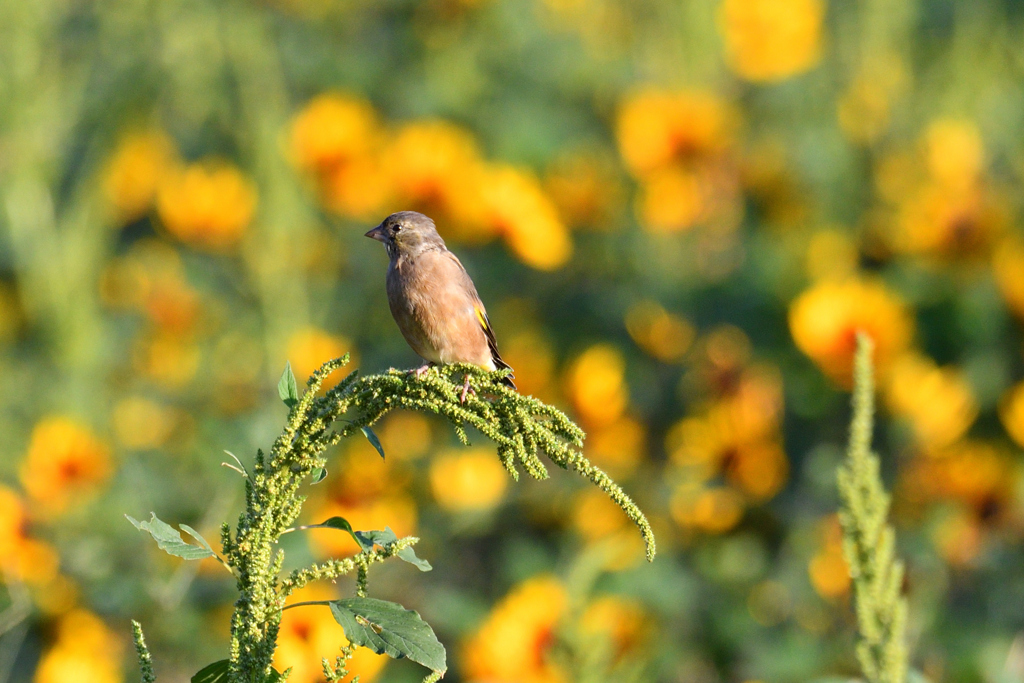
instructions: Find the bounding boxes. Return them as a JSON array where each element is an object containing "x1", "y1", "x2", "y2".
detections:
[
  {"x1": 129, "y1": 356, "x2": 655, "y2": 682},
  {"x1": 838, "y1": 334, "x2": 909, "y2": 683}
]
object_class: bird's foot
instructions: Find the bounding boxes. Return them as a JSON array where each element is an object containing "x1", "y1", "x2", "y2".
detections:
[
  {"x1": 411, "y1": 364, "x2": 432, "y2": 380},
  {"x1": 460, "y1": 375, "x2": 476, "y2": 404}
]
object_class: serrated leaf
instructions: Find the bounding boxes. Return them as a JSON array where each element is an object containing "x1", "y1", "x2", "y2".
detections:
[
  {"x1": 127, "y1": 513, "x2": 215, "y2": 561},
  {"x1": 329, "y1": 597, "x2": 446, "y2": 674},
  {"x1": 192, "y1": 659, "x2": 229, "y2": 683},
  {"x1": 360, "y1": 426, "x2": 385, "y2": 460},
  {"x1": 278, "y1": 362, "x2": 299, "y2": 408},
  {"x1": 310, "y1": 467, "x2": 327, "y2": 484}
]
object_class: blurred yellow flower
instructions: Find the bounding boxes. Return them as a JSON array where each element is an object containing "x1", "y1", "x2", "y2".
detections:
[
  {"x1": 572, "y1": 487, "x2": 628, "y2": 541},
  {"x1": 309, "y1": 495, "x2": 417, "y2": 558},
  {"x1": 0, "y1": 486, "x2": 26, "y2": 558},
  {"x1": 377, "y1": 412, "x2": 433, "y2": 460},
  {"x1": 932, "y1": 506, "x2": 983, "y2": 568},
  {"x1": 34, "y1": 610, "x2": 123, "y2": 683},
  {"x1": 0, "y1": 486, "x2": 59, "y2": 587},
  {"x1": 625, "y1": 300, "x2": 695, "y2": 362},
  {"x1": 112, "y1": 396, "x2": 177, "y2": 450},
  {"x1": 925, "y1": 119, "x2": 984, "y2": 191},
  {"x1": 670, "y1": 485, "x2": 745, "y2": 534},
  {"x1": 837, "y1": 59, "x2": 907, "y2": 144},
  {"x1": 386, "y1": 121, "x2": 492, "y2": 242},
  {"x1": 805, "y1": 229, "x2": 858, "y2": 282},
  {"x1": 135, "y1": 331, "x2": 201, "y2": 389},
  {"x1": 498, "y1": 328, "x2": 557, "y2": 401},
  {"x1": 286, "y1": 327, "x2": 357, "y2": 386},
  {"x1": 157, "y1": 160, "x2": 257, "y2": 250},
  {"x1": 565, "y1": 344, "x2": 628, "y2": 428},
  {"x1": 718, "y1": 0, "x2": 824, "y2": 82},
  {"x1": 617, "y1": 89, "x2": 735, "y2": 178},
  {"x1": 903, "y1": 440, "x2": 1011, "y2": 517},
  {"x1": 103, "y1": 130, "x2": 178, "y2": 224},
  {"x1": 886, "y1": 353, "x2": 977, "y2": 449},
  {"x1": 580, "y1": 596, "x2": 649, "y2": 660},
  {"x1": 463, "y1": 575, "x2": 568, "y2": 683},
  {"x1": 276, "y1": 586, "x2": 387, "y2": 683},
  {"x1": 20, "y1": 418, "x2": 112, "y2": 514},
  {"x1": 586, "y1": 415, "x2": 646, "y2": 478},
  {"x1": 544, "y1": 149, "x2": 623, "y2": 230},
  {"x1": 999, "y1": 380, "x2": 1024, "y2": 448},
  {"x1": 290, "y1": 94, "x2": 380, "y2": 174},
  {"x1": 993, "y1": 238, "x2": 1024, "y2": 319},
  {"x1": 808, "y1": 516, "x2": 850, "y2": 599},
  {"x1": 430, "y1": 448, "x2": 508, "y2": 512},
  {"x1": 481, "y1": 164, "x2": 574, "y2": 270},
  {"x1": 321, "y1": 153, "x2": 393, "y2": 220},
  {"x1": 789, "y1": 278, "x2": 913, "y2": 385}
]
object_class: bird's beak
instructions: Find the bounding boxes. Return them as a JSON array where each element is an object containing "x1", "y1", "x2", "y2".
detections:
[{"x1": 364, "y1": 224, "x2": 386, "y2": 242}]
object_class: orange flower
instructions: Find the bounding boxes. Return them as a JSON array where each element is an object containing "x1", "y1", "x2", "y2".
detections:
[
  {"x1": 20, "y1": 418, "x2": 112, "y2": 514},
  {"x1": 564, "y1": 344, "x2": 629, "y2": 428},
  {"x1": 670, "y1": 484, "x2": 745, "y2": 534},
  {"x1": 112, "y1": 396, "x2": 177, "y2": 450},
  {"x1": 617, "y1": 89, "x2": 735, "y2": 178},
  {"x1": 34, "y1": 610, "x2": 123, "y2": 683},
  {"x1": 1000, "y1": 380, "x2": 1024, "y2": 449},
  {"x1": 103, "y1": 130, "x2": 178, "y2": 223},
  {"x1": 544, "y1": 149, "x2": 623, "y2": 230},
  {"x1": 134, "y1": 331, "x2": 201, "y2": 389},
  {"x1": 579, "y1": 596, "x2": 649, "y2": 660},
  {"x1": 808, "y1": 516, "x2": 850, "y2": 599},
  {"x1": 429, "y1": 448, "x2": 508, "y2": 512},
  {"x1": 886, "y1": 353, "x2": 977, "y2": 448},
  {"x1": 462, "y1": 576, "x2": 568, "y2": 683},
  {"x1": 586, "y1": 415, "x2": 647, "y2": 478},
  {"x1": 497, "y1": 328, "x2": 557, "y2": 401},
  {"x1": 718, "y1": 0, "x2": 824, "y2": 82},
  {"x1": 156, "y1": 160, "x2": 257, "y2": 250},
  {"x1": 789, "y1": 278, "x2": 913, "y2": 385},
  {"x1": 276, "y1": 586, "x2": 387, "y2": 683},
  {"x1": 480, "y1": 165, "x2": 573, "y2": 270},
  {"x1": 993, "y1": 238, "x2": 1024, "y2": 319},
  {"x1": 290, "y1": 94, "x2": 380, "y2": 174},
  {"x1": 625, "y1": 301, "x2": 695, "y2": 362}
]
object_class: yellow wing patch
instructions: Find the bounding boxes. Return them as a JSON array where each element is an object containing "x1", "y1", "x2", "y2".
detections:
[{"x1": 474, "y1": 306, "x2": 489, "y2": 330}]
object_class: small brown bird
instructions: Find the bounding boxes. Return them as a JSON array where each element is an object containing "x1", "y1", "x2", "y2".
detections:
[{"x1": 365, "y1": 211, "x2": 515, "y2": 399}]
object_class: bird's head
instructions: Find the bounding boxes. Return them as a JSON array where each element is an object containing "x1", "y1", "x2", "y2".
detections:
[{"x1": 365, "y1": 211, "x2": 446, "y2": 259}]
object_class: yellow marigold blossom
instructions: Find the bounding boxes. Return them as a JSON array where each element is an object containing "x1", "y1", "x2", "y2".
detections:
[
  {"x1": 1000, "y1": 381, "x2": 1024, "y2": 449},
  {"x1": 429, "y1": 448, "x2": 508, "y2": 512},
  {"x1": 789, "y1": 278, "x2": 913, "y2": 385},
  {"x1": 112, "y1": 396, "x2": 177, "y2": 450},
  {"x1": 544, "y1": 149, "x2": 623, "y2": 230},
  {"x1": 156, "y1": 161, "x2": 257, "y2": 250},
  {"x1": 586, "y1": 415, "x2": 646, "y2": 478},
  {"x1": 134, "y1": 331, "x2": 201, "y2": 389},
  {"x1": 636, "y1": 167, "x2": 712, "y2": 234},
  {"x1": 572, "y1": 488, "x2": 628, "y2": 541},
  {"x1": 498, "y1": 328, "x2": 557, "y2": 401},
  {"x1": 931, "y1": 506, "x2": 983, "y2": 567},
  {"x1": 321, "y1": 153, "x2": 393, "y2": 220},
  {"x1": 285, "y1": 327, "x2": 357, "y2": 387},
  {"x1": 625, "y1": 300, "x2": 695, "y2": 362},
  {"x1": 0, "y1": 486, "x2": 25, "y2": 557},
  {"x1": 895, "y1": 183, "x2": 1007, "y2": 258},
  {"x1": 564, "y1": 344, "x2": 628, "y2": 428},
  {"x1": 20, "y1": 418, "x2": 112, "y2": 514},
  {"x1": 718, "y1": 0, "x2": 824, "y2": 82},
  {"x1": 925, "y1": 119, "x2": 985, "y2": 191},
  {"x1": 0, "y1": 486, "x2": 59, "y2": 586},
  {"x1": 580, "y1": 596, "x2": 649, "y2": 660},
  {"x1": 616, "y1": 89, "x2": 735, "y2": 178},
  {"x1": 34, "y1": 610, "x2": 123, "y2": 683},
  {"x1": 462, "y1": 576, "x2": 568, "y2": 683},
  {"x1": 670, "y1": 484, "x2": 745, "y2": 534},
  {"x1": 903, "y1": 440, "x2": 1011, "y2": 516},
  {"x1": 808, "y1": 516, "x2": 850, "y2": 599},
  {"x1": 386, "y1": 121, "x2": 492, "y2": 242},
  {"x1": 103, "y1": 130, "x2": 178, "y2": 223},
  {"x1": 289, "y1": 94, "x2": 380, "y2": 174},
  {"x1": 993, "y1": 238, "x2": 1024, "y2": 319},
  {"x1": 805, "y1": 229, "x2": 858, "y2": 282},
  {"x1": 377, "y1": 412, "x2": 433, "y2": 460},
  {"x1": 276, "y1": 585, "x2": 387, "y2": 683},
  {"x1": 886, "y1": 353, "x2": 977, "y2": 448},
  {"x1": 480, "y1": 165, "x2": 573, "y2": 270}
]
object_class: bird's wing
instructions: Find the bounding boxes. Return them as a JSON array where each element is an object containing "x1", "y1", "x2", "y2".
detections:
[{"x1": 444, "y1": 251, "x2": 516, "y2": 387}]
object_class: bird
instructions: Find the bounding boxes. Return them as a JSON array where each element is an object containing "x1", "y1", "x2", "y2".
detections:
[{"x1": 365, "y1": 210, "x2": 515, "y2": 400}]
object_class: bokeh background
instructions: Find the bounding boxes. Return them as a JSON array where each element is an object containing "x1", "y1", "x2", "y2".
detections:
[{"x1": 3, "y1": 0, "x2": 1024, "y2": 681}]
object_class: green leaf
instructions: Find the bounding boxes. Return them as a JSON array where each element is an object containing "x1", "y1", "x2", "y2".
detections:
[
  {"x1": 329, "y1": 597, "x2": 446, "y2": 674},
  {"x1": 263, "y1": 668, "x2": 284, "y2": 683},
  {"x1": 360, "y1": 426, "x2": 385, "y2": 460},
  {"x1": 310, "y1": 467, "x2": 327, "y2": 484},
  {"x1": 127, "y1": 513, "x2": 215, "y2": 561},
  {"x1": 179, "y1": 525, "x2": 215, "y2": 554},
  {"x1": 278, "y1": 362, "x2": 299, "y2": 408},
  {"x1": 191, "y1": 659, "x2": 229, "y2": 683},
  {"x1": 316, "y1": 516, "x2": 361, "y2": 548},
  {"x1": 397, "y1": 544, "x2": 432, "y2": 572}
]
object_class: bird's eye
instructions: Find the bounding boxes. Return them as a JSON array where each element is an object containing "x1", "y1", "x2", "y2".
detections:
[{"x1": 392, "y1": 224, "x2": 402, "y2": 234}]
